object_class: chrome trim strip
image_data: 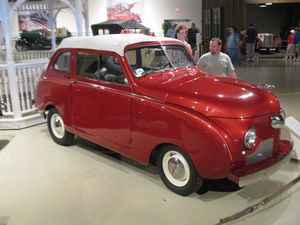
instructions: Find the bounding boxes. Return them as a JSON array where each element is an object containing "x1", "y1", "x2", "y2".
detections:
[
  {"x1": 74, "y1": 80, "x2": 165, "y2": 103},
  {"x1": 271, "y1": 113, "x2": 285, "y2": 129}
]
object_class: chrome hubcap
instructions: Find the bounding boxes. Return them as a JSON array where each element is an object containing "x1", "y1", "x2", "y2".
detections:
[
  {"x1": 50, "y1": 113, "x2": 65, "y2": 139},
  {"x1": 162, "y1": 150, "x2": 190, "y2": 187}
]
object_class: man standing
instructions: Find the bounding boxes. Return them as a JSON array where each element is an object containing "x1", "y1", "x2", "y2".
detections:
[
  {"x1": 226, "y1": 26, "x2": 240, "y2": 64},
  {"x1": 197, "y1": 38, "x2": 237, "y2": 79},
  {"x1": 246, "y1": 23, "x2": 258, "y2": 61},
  {"x1": 187, "y1": 23, "x2": 200, "y2": 55},
  {"x1": 166, "y1": 23, "x2": 177, "y2": 38},
  {"x1": 293, "y1": 28, "x2": 300, "y2": 61}
]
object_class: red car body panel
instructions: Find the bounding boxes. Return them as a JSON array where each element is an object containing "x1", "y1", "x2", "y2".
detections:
[{"x1": 35, "y1": 37, "x2": 292, "y2": 184}]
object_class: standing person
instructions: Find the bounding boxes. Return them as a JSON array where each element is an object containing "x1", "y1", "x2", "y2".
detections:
[
  {"x1": 284, "y1": 29, "x2": 295, "y2": 60},
  {"x1": 226, "y1": 25, "x2": 240, "y2": 64},
  {"x1": 246, "y1": 23, "x2": 258, "y2": 62},
  {"x1": 187, "y1": 23, "x2": 200, "y2": 56},
  {"x1": 175, "y1": 25, "x2": 192, "y2": 55},
  {"x1": 166, "y1": 23, "x2": 177, "y2": 38},
  {"x1": 293, "y1": 28, "x2": 300, "y2": 61},
  {"x1": 197, "y1": 38, "x2": 237, "y2": 79},
  {"x1": 239, "y1": 30, "x2": 247, "y2": 61}
]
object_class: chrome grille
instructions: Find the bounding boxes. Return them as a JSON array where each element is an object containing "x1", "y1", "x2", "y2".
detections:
[{"x1": 246, "y1": 138, "x2": 274, "y2": 166}]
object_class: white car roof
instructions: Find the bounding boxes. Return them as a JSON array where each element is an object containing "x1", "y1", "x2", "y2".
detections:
[{"x1": 57, "y1": 34, "x2": 182, "y2": 56}]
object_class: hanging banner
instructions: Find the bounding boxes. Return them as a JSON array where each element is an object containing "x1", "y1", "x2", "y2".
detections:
[{"x1": 107, "y1": 0, "x2": 144, "y2": 23}]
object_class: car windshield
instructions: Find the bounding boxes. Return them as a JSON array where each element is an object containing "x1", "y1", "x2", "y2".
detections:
[{"x1": 125, "y1": 45, "x2": 196, "y2": 77}]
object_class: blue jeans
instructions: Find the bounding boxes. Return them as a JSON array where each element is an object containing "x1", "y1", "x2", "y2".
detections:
[{"x1": 228, "y1": 48, "x2": 240, "y2": 63}]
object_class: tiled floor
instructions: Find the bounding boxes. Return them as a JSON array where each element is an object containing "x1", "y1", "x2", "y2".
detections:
[{"x1": 0, "y1": 58, "x2": 300, "y2": 225}]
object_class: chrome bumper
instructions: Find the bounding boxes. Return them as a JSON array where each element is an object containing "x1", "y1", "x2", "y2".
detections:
[{"x1": 238, "y1": 151, "x2": 292, "y2": 187}]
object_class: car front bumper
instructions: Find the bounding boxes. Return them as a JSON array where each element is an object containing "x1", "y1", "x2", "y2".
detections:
[{"x1": 228, "y1": 140, "x2": 293, "y2": 187}]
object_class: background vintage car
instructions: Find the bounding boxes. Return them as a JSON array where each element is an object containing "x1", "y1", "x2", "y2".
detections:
[
  {"x1": 35, "y1": 34, "x2": 292, "y2": 196},
  {"x1": 15, "y1": 28, "x2": 71, "y2": 51},
  {"x1": 257, "y1": 33, "x2": 283, "y2": 53}
]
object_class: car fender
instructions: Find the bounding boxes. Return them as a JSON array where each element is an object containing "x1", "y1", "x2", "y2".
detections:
[{"x1": 130, "y1": 96, "x2": 236, "y2": 179}]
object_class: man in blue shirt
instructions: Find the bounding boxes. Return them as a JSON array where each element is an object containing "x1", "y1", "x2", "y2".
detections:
[
  {"x1": 166, "y1": 24, "x2": 177, "y2": 38},
  {"x1": 226, "y1": 26, "x2": 240, "y2": 64},
  {"x1": 293, "y1": 28, "x2": 300, "y2": 61}
]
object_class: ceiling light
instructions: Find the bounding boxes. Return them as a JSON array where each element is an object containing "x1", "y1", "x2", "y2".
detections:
[
  {"x1": 259, "y1": 4, "x2": 267, "y2": 7},
  {"x1": 266, "y1": 3, "x2": 273, "y2": 5}
]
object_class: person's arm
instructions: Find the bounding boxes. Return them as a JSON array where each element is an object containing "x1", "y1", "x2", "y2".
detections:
[
  {"x1": 166, "y1": 29, "x2": 171, "y2": 37},
  {"x1": 230, "y1": 70, "x2": 237, "y2": 79},
  {"x1": 235, "y1": 33, "x2": 240, "y2": 48},
  {"x1": 197, "y1": 56, "x2": 208, "y2": 74},
  {"x1": 226, "y1": 54, "x2": 237, "y2": 79},
  {"x1": 197, "y1": 55, "x2": 204, "y2": 69}
]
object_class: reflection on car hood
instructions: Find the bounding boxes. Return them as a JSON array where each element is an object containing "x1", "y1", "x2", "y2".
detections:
[{"x1": 136, "y1": 68, "x2": 280, "y2": 118}]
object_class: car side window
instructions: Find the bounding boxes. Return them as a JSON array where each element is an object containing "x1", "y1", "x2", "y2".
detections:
[
  {"x1": 53, "y1": 52, "x2": 71, "y2": 73},
  {"x1": 76, "y1": 52, "x2": 128, "y2": 85},
  {"x1": 76, "y1": 52, "x2": 99, "y2": 79}
]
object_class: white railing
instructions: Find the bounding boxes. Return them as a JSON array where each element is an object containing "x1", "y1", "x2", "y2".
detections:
[
  {"x1": 16, "y1": 0, "x2": 68, "y2": 12},
  {"x1": 0, "y1": 65, "x2": 12, "y2": 115},
  {"x1": 0, "y1": 59, "x2": 49, "y2": 117},
  {"x1": 14, "y1": 50, "x2": 52, "y2": 61},
  {"x1": 0, "y1": 50, "x2": 52, "y2": 62}
]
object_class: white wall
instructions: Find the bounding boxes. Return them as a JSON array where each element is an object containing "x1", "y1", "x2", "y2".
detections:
[
  {"x1": 56, "y1": 0, "x2": 202, "y2": 36},
  {"x1": 56, "y1": 8, "x2": 77, "y2": 34},
  {"x1": 144, "y1": 0, "x2": 202, "y2": 37},
  {"x1": 88, "y1": 0, "x2": 107, "y2": 27}
]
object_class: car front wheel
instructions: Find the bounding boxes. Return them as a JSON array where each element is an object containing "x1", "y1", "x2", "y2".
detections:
[
  {"x1": 157, "y1": 145, "x2": 203, "y2": 196},
  {"x1": 47, "y1": 108, "x2": 74, "y2": 146}
]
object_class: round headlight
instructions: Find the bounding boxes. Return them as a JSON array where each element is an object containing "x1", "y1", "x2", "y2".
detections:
[{"x1": 244, "y1": 128, "x2": 256, "y2": 149}]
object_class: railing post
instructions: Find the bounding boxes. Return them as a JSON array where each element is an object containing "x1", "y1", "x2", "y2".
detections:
[
  {"x1": 7, "y1": 61, "x2": 22, "y2": 119},
  {"x1": 75, "y1": 0, "x2": 83, "y2": 36}
]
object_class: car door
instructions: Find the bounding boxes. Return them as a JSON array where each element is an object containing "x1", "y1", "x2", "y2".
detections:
[
  {"x1": 45, "y1": 49, "x2": 75, "y2": 127},
  {"x1": 71, "y1": 50, "x2": 132, "y2": 151}
]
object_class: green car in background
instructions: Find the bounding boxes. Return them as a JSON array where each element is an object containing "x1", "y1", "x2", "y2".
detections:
[{"x1": 15, "y1": 29, "x2": 69, "y2": 51}]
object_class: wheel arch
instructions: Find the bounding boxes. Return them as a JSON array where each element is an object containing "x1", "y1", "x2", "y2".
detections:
[
  {"x1": 149, "y1": 143, "x2": 173, "y2": 166},
  {"x1": 42, "y1": 104, "x2": 56, "y2": 119}
]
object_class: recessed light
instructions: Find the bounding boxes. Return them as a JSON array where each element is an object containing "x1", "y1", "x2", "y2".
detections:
[
  {"x1": 259, "y1": 4, "x2": 267, "y2": 7},
  {"x1": 266, "y1": 3, "x2": 273, "y2": 5}
]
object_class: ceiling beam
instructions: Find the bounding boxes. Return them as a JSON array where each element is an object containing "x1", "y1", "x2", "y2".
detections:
[{"x1": 246, "y1": 0, "x2": 300, "y2": 4}]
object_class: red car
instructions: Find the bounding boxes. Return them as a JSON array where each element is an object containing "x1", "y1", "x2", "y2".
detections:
[{"x1": 35, "y1": 34, "x2": 292, "y2": 196}]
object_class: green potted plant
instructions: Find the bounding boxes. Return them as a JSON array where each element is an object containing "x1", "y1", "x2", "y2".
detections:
[{"x1": 162, "y1": 21, "x2": 171, "y2": 37}]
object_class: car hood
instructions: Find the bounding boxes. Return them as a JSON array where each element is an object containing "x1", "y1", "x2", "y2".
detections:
[{"x1": 135, "y1": 68, "x2": 280, "y2": 118}]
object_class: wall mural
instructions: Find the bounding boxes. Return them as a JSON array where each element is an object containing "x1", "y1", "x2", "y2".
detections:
[
  {"x1": 107, "y1": 0, "x2": 144, "y2": 23},
  {"x1": 18, "y1": 12, "x2": 49, "y2": 31}
]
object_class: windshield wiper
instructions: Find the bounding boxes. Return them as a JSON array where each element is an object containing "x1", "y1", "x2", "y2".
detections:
[
  {"x1": 137, "y1": 68, "x2": 171, "y2": 78},
  {"x1": 185, "y1": 63, "x2": 197, "y2": 70}
]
